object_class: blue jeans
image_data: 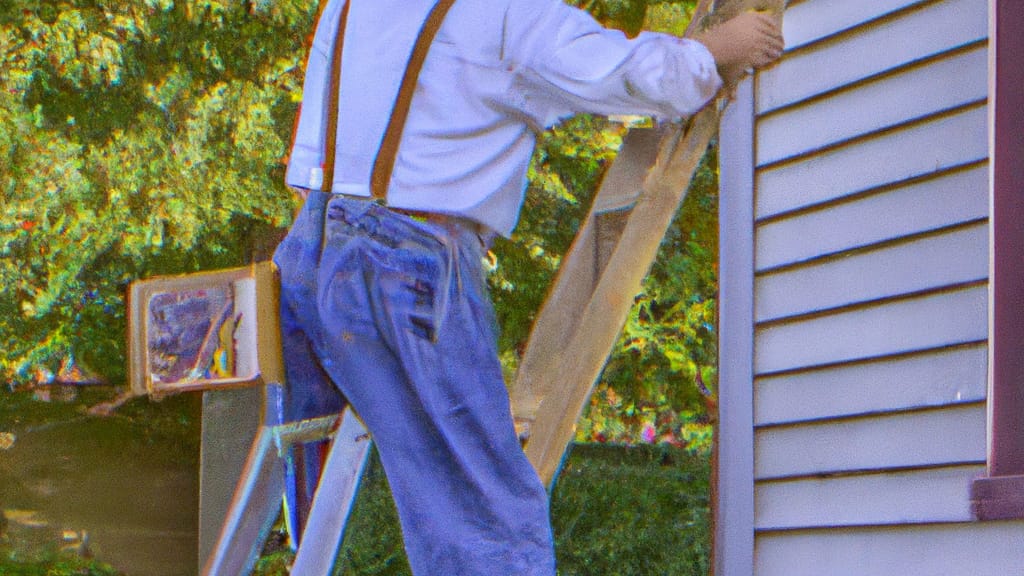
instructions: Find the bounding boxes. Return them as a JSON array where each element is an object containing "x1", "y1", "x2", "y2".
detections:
[{"x1": 273, "y1": 191, "x2": 556, "y2": 575}]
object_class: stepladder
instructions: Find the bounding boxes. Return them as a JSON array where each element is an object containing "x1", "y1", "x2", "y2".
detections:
[
  {"x1": 200, "y1": 0, "x2": 784, "y2": 572},
  {"x1": 201, "y1": 383, "x2": 372, "y2": 576}
]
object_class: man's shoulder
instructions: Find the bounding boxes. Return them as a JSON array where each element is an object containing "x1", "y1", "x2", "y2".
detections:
[
  {"x1": 449, "y1": 0, "x2": 559, "y2": 27},
  {"x1": 436, "y1": 0, "x2": 571, "y2": 65},
  {"x1": 437, "y1": 0, "x2": 517, "y2": 53}
]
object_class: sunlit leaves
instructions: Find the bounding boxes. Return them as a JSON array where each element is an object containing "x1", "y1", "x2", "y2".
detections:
[
  {"x1": 2, "y1": 0, "x2": 716, "y2": 446},
  {"x1": 1, "y1": 0, "x2": 317, "y2": 382}
]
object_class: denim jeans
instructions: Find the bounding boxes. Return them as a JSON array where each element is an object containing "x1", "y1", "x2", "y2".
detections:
[{"x1": 273, "y1": 191, "x2": 555, "y2": 575}]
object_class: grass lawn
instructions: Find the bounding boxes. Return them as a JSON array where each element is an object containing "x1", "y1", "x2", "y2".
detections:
[
  {"x1": 2, "y1": 388, "x2": 711, "y2": 575},
  {"x1": 256, "y1": 443, "x2": 711, "y2": 576}
]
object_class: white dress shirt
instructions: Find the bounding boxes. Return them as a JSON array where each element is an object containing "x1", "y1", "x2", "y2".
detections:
[{"x1": 286, "y1": 0, "x2": 722, "y2": 237}]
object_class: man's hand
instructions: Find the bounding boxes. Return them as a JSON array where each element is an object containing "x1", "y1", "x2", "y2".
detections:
[{"x1": 694, "y1": 11, "x2": 784, "y2": 84}]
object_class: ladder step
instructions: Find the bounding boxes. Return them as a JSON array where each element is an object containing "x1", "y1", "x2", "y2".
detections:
[
  {"x1": 291, "y1": 408, "x2": 372, "y2": 576},
  {"x1": 204, "y1": 408, "x2": 371, "y2": 576}
]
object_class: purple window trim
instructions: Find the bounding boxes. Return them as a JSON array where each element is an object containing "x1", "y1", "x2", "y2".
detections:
[{"x1": 970, "y1": 0, "x2": 1024, "y2": 522}]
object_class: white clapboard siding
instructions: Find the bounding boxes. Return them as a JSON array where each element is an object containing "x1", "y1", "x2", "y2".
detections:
[
  {"x1": 733, "y1": 0, "x2": 1013, "y2": 573},
  {"x1": 755, "y1": 164, "x2": 988, "y2": 270},
  {"x1": 754, "y1": 344, "x2": 987, "y2": 426},
  {"x1": 755, "y1": 223, "x2": 988, "y2": 322},
  {"x1": 756, "y1": 522, "x2": 1024, "y2": 576},
  {"x1": 754, "y1": 403, "x2": 986, "y2": 480},
  {"x1": 757, "y1": 45, "x2": 987, "y2": 166},
  {"x1": 758, "y1": 0, "x2": 987, "y2": 113},
  {"x1": 755, "y1": 465, "x2": 984, "y2": 530},
  {"x1": 756, "y1": 104, "x2": 987, "y2": 219},
  {"x1": 782, "y1": 0, "x2": 927, "y2": 51},
  {"x1": 755, "y1": 285, "x2": 986, "y2": 375}
]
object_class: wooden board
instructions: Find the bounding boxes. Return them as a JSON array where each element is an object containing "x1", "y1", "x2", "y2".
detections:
[
  {"x1": 781, "y1": 0, "x2": 928, "y2": 51},
  {"x1": 754, "y1": 344, "x2": 988, "y2": 426},
  {"x1": 755, "y1": 285, "x2": 987, "y2": 374},
  {"x1": 716, "y1": 75, "x2": 757, "y2": 576},
  {"x1": 757, "y1": 44, "x2": 987, "y2": 166},
  {"x1": 755, "y1": 222, "x2": 988, "y2": 322},
  {"x1": 755, "y1": 464, "x2": 985, "y2": 529},
  {"x1": 756, "y1": 104, "x2": 988, "y2": 219},
  {"x1": 757, "y1": 0, "x2": 987, "y2": 112},
  {"x1": 755, "y1": 163, "x2": 988, "y2": 270},
  {"x1": 754, "y1": 403, "x2": 986, "y2": 480},
  {"x1": 755, "y1": 521, "x2": 1024, "y2": 576}
]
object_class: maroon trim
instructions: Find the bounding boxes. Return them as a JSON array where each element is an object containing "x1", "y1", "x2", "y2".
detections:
[
  {"x1": 988, "y1": 0, "x2": 1024, "y2": 476},
  {"x1": 972, "y1": 476, "x2": 1024, "y2": 521},
  {"x1": 973, "y1": 0, "x2": 1024, "y2": 521}
]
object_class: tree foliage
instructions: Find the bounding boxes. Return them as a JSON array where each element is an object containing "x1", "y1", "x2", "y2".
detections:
[
  {"x1": 1, "y1": 0, "x2": 717, "y2": 446},
  {"x1": 1, "y1": 0, "x2": 316, "y2": 382}
]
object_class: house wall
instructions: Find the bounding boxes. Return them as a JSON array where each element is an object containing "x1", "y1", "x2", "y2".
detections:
[{"x1": 722, "y1": 0, "x2": 1024, "y2": 572}]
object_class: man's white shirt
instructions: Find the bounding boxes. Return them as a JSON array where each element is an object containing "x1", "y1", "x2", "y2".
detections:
[{"x1": 286, "y1": 0, "x2": 722, "y2": 237}]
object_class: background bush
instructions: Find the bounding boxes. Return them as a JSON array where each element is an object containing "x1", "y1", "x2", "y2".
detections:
[{"x1": 1, "y1": 0, "x2": 718, "y2": 446}]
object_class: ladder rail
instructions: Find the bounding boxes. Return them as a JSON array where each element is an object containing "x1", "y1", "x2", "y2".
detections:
[
  {"x1": 203, "y1": 407, "x2": 369, "y2": 576},
  {"x1": 514, "y1": 0, "x2": 786, "y2": 486}
]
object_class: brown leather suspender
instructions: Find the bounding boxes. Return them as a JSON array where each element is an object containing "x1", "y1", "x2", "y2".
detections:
[
  {"x1": 322, "y1": 0, "x2": 457, "y2": 202},
  {"x1": 320, "y1": 0, "x2": 349, "y2": 192}
]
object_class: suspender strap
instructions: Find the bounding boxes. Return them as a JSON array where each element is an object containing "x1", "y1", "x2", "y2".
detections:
[
  {"x1": 321, "y1": 0, "x2": 350, "y2": 193},
  {"x1": 370, "y1": 0, "x2": 457, "y2": 201},
  {"x1": 321, "y1": 0, "x2": 457, "y2": 201}
]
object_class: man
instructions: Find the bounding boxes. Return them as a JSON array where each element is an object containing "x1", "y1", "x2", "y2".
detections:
[{"x1": 274, "y1": 0, "x2": 782, "y2": 573}]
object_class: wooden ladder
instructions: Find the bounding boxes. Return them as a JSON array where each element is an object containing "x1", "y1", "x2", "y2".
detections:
[{"x1": 514, "y1": 0, "x2": 783, "y2": 486}]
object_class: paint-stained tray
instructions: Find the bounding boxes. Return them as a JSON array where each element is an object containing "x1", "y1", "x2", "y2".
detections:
[{"x1": 128, "y1": 263, "x2": 283, "y2": 395}]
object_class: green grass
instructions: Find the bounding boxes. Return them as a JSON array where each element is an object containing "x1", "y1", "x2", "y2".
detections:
[
  {"x1": 0, "y1": 550, "x2": 123, "y2": 576},
  {"x1": 1, "y1": 388, "x2": 710, "y2": 575},
  {"x1": 258, "y1": 444, "x2": 711, "y2": 576}
]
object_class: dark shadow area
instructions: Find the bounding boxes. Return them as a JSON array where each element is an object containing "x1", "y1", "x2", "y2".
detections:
[{"x1": 0, "y1": 389, "x2": 201, "y2": 576}]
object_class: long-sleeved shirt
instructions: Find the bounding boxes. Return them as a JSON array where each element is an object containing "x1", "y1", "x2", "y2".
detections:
[{"x1": 286, "y1": 0, "x2": 722, "y2": 237}]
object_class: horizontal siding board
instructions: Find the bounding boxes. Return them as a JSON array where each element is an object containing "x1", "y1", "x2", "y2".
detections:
[
  {"x1": 754, "y1": 403, "x2": 986, "y2": 479},
  {"x1": 755, "y1": 465, "x2": 984, "y2": 530},
  {"x1": 757, "y1": 45, "x2": 988, "y2": 166},
  {"x1": 755, "y1": 522, "x2": 1024, "y2": 576},
  {"x1": 781, "y1": 0, "x2": 926, "y2": 51},
  {"x1": 754, "y1": 345, "x2": 987, "y2": 426},
  {"x1": 755, "y1": 164, "x2": 988, "y2": 270},
  {"x1": 755, "y1": 223, "x2": 988, "y2": 321},
  {"x1": 755, "y1": 285, "x2": 987, "y2": 375},
  {"x1": 758, "y1": 0, "x2": 987, "y2": 113},
  {"x1": 756, "y1": 104, "x2": 987, "y2": 219}
]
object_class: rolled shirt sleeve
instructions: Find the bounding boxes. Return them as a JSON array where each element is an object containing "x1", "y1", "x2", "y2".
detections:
[{"x1": 504, "y1": 0, "x2": 722, "y2": 128}]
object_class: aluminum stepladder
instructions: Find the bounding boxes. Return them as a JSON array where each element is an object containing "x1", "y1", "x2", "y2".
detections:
[
  {"x1": 203, "y1": 0, "x2": 784, "y2": 572},
  {"x1": 202, "y1": 382, "x2": 372, "y2": 576}
]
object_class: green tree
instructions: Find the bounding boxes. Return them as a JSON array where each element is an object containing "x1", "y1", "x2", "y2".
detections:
[
  {"x1": 1, "y1": 0, "x2": 316, "y2": 382},
  {"x1": 1, "y1": 0, "x2": 717, "y2": 447}
]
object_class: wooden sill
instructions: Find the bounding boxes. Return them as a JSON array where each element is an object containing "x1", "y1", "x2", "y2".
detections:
[{"x1": 971, "y1": 475, "x2": 1024, "y2": 521}]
